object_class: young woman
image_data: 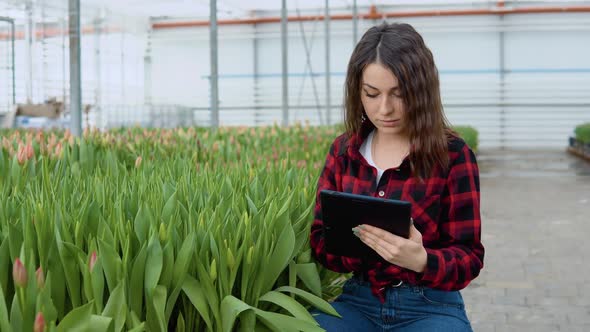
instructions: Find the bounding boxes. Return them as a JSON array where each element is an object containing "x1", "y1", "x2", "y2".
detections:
[{"x1": 310, "y1": 23, "x2": 484, "y2": 331}]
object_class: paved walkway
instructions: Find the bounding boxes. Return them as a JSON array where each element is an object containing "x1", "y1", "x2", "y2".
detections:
[{"x1": 463, "y1": 149, "x2": 590, "y2": 331}]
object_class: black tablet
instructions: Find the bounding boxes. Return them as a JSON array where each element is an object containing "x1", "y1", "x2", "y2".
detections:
[{"x1": 320, "y1": 190, "x2": 412, "y2": 259}]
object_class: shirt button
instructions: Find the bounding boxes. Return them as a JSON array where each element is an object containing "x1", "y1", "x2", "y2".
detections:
[{"x1": 378, "y1": 191, "x2": 385, "y2": 197}]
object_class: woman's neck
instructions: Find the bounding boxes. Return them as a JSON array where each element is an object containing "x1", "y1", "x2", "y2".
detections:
[
  {"x1": 373, "y1": 130, "x2": 410, "y2": 150},
  {"x1": 371, "y1": 130, "x2": 411, "y2": 170}
]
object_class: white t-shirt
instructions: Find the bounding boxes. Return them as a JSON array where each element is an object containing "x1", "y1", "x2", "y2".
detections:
[{"x1": 359, "y1": 130, "x2": 384, "y2": 185}]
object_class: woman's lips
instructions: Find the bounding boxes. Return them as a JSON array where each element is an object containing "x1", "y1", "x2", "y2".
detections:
[{"x1": 381, "y1": 119, "x2": 400, "y2": 127}]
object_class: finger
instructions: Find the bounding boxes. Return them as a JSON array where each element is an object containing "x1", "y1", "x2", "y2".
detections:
[
  {"x1": 409, "y1": 222, "x2": 419, "y2": 235},
  {"x1": 358, "y1": 228, "x2": 398, "y2": 254},
  {"x1": 358, "y1": 224, "x2": 403, "y2": 244},
  {"x1": 408, "y1": 222, "x2": 423, "y2": 242},
  {"x1": 357, "y1": 231, "x2": 402, "y2": 264},
  {"x1": 357, "y1": 231, "x2": 394, "y2": 259},
  {"x1": 371, "y1": 244, "x2": 397, "y2": 263}
]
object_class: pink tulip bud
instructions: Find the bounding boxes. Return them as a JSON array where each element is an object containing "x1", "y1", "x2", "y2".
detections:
[
  {"x1": 25, "y1": 141, "x2": 34, "y2": 160},
  {"x1": 135, "y1": 156, "x2": 142, "y2": 168},
  {"x1": 17, "y1": 143, "x2": 27, "y2": 165},
  {"x1": 2, "y1": 137, "x2": 11, "y2": 150},
  {"x1": 34, "y1": 312, "x2": 45, "y2": 332},
  {"x1": 13, "y1": 258, "x2": 27, "y2": 287},
  {"x1": 36, "y1": 267, "x2": 45, "y2": 289},
  {"x1": 48, "y1": 133, "x2": 57, "y2": 146},
  {"x1": 53, "y1": 142, "x2": 63, "y2": 158},
  {"x1": 89, "y1": 251, "x2": 97, "y2": 272},
  {"x1": 36, "y1": 130, "x2": 44, "y2": 143}
]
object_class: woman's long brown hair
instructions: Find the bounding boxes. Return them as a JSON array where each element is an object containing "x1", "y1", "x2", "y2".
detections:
[{"x1": 344, "y1": 22, "x2": 455, "y2": 180}]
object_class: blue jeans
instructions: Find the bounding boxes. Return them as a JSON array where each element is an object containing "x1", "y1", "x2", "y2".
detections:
[{"x1": 311, "y1": 278, "x2": 472, "y2": 332}]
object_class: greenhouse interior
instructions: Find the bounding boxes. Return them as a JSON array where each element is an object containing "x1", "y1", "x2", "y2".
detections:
[
  {"x1": 1, "y1": 0, "x2": 590, "y2": 331},
  {"x1": 0, "y1": 0, "x2": 587, "y2": 147}
]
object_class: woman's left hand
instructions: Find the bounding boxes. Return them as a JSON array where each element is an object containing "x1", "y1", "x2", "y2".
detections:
[{"x1": 353, "y1": 222, "x2": 427, "y2": 273}]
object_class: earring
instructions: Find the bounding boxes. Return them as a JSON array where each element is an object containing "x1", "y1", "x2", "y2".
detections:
[{"x1": 361, "y1": 114, "x2": 366, "y2": 122}]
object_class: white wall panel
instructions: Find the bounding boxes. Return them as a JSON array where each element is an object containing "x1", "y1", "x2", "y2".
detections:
[{"x1": 2, "y1": 3, "x2": 589, "y2": 148}]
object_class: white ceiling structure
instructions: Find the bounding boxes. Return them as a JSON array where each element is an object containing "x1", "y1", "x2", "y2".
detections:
[
  {"x1": 1, "y1": 0, "x2": 581, "y2": 20},
  {"x1": 88, "y1": 0, "x2": 492, "y2": 19},
  {"x1": 1, "y1": 0, "x2": 590, "y2": 23}
]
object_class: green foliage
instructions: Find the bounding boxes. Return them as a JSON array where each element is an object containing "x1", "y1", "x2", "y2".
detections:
[
  {"x1": 0, "y1": 125, "x2": 340, "y2": 331},
  {"x1": 574, "y1": 122, "x2": 590, "y2": 144},
  {"x1": 453, "y1": 126, "x2": 479, "y2": 152}
]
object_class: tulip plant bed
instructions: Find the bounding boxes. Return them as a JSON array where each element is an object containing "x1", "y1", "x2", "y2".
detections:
[
  {"x1": 0, "y1": 125, "x2": 478, "y2": 331},
  {"x1": 568, "y1": 123, "x2": 590, "y2": 162},
  {"x1": 0, "y1": 125, "x2": 347, "y2": 332}
]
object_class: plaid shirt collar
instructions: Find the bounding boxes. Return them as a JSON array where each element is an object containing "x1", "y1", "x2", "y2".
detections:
[{"x1": 344, "y1": 121, "x2": 413, "y2": 172}]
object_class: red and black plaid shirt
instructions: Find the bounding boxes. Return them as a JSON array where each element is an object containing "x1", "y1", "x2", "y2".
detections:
[{"x1": 310, "y1": 127, "x2": 484, "y2": 302}]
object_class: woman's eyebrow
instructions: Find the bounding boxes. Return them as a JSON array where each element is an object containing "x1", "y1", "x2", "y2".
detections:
[
  {"x1": 362, "y1": 83, "x2": 399, "y2": 91},
  {"x1": 362, "y1": 83, "x2": 379, "y2": 90}
]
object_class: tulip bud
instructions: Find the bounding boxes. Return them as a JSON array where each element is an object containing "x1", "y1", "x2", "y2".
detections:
[
  {"x1": 25, "y1": 141, "x2": 34, "y2": 160},
  {"x1": 34, "y1": 312, "x2": 45, "y2": 332},
  {"x1": 226, "y1": 249, "x2": 235, "y2": 270},
  {"x1": 13, "y1": 258, "x2": 27, "y2": 288},
  {"x1": 36, "y1": 267, "x2": 45, "y2": 289},
  {"x1": 159, "y1": 223, "x2": 167, "y2": 243},
  {"x1": 209, "y1": 259, "x2": 217, "y2": 281},
  {"x1": 48, "y1": 133, "x2": 56, "y2": 146},
  {"x1": 135, "y1": 156, "x2": 142, "y2": 168},
  {"x1": 2, "y1": 136, "x2": 11, "y2": 150},
  {"x1": 53, "y1": 142, "x2": 63, "y2": 158},
  {"x1": 246, "y1": 246, "x2": 254, "y2": 265},
  {"x1": 17, "y1": 143, "x2": 27, "y2": 165},
  {"x1": 89, "y1": 251, "x2": 97, "y2": 272},
  {"x1": 243, "y1": 212, "x2": 250, "y2": 227}
]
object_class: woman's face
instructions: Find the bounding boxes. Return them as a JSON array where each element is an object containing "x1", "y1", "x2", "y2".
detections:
[{"x1": 360, "y1": 63, "x2": 407, "y2": 137}]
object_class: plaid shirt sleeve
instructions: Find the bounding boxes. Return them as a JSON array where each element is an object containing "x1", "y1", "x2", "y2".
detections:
[
  {"x1": 412, "y1": 143, "x2": 484, "y2": 290},
  {"x1": 309, "y1": 138, "x2": 363, "y2": 273}
]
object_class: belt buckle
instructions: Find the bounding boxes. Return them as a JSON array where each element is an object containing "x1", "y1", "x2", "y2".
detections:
[
  {"x1": 391, "y1": 280, "x2": 403, "y2": 288},
  {"x1": 379, "y1": 280, "x2": 403, "y2": 291}
]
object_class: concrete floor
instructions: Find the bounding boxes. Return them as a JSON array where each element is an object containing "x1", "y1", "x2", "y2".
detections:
[{"x1": 463, "y1": 149, "x2": 590, "y2": 332}]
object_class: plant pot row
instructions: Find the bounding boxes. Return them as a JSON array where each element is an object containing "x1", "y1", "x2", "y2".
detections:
[{"x1": 568, "y1": 137, "x2": 590, "y2": 162}]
